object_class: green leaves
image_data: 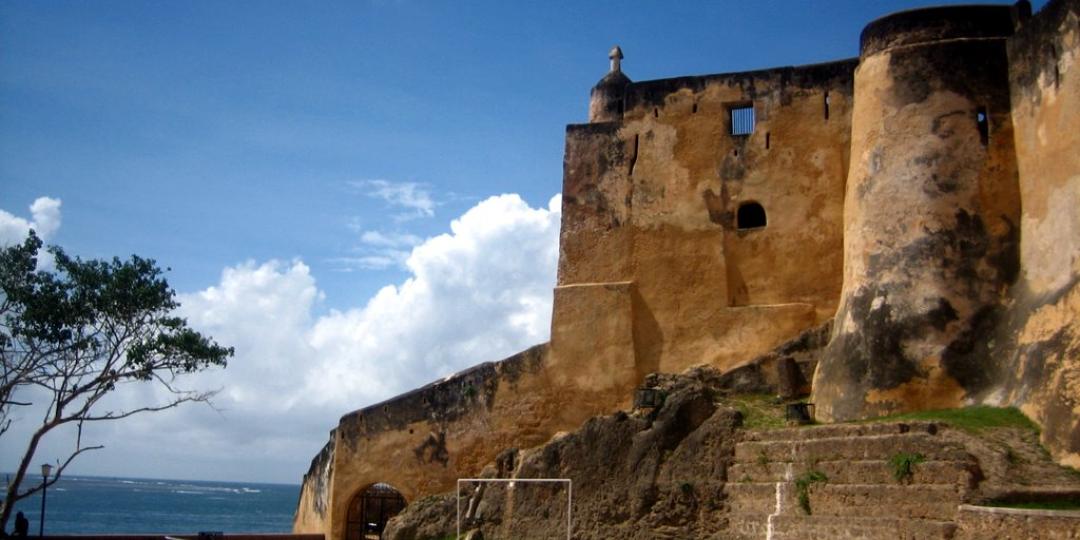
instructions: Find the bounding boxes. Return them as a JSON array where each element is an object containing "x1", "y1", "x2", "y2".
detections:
[
  {"x1": 795, "y1": 469, "x2": 828, "y2": 514},
  {"x1": 1, "y1": 232, "x2": 231, "y2": 378},
  {"x1": 0, "y1": 229, "x2": 233, "y2": 436},
  {"x1": 888, "y1": 452, "x2": 925, "y2": 484},
  {"x1": 0, "y1": 230, "x2": 234, "y2": 527}
]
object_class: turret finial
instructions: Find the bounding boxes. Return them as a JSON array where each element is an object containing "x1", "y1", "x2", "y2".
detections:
[{"x1": 608, "y1": 45, "x2": 624, "y2": 73}]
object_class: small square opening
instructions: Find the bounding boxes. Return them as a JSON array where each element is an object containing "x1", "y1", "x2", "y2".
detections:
[{"x1": 730, "y1": 104, "x2": 755, "y2": 136}]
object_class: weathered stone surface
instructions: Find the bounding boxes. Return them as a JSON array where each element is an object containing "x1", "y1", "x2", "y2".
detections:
[
  {"x1": 956, "y1": 505, "x2": 1080, "y2": 539},
  {"x1": 384, "y1": 385, "x2": 1080, "y2": 539},
  {"x1": 384, "y1": 370, "x2": 742, "y2": 540},
  {"x1": 998, "y1": 0, "x2": 1080, "y2": 469},
  {"x1": 814, "y1": 3, "x2": 1022, "y2": 422},
  {"x1": 297, "y1": 2, "x2": 1080, "y2": 538}
]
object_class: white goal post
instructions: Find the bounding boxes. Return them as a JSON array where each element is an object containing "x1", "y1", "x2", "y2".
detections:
[{"x1": 456, "y1": 478, "x2": 572, "y2": 539}]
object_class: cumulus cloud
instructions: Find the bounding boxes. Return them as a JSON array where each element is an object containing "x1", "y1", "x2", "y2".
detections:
[
  {"x1": 0, "y1": 196, "x2": 62, "y2": 268},
  {"x1": 0, "y1": 196, "x2": 62, "y2": 245},
  {"x1": 302, "y1": 193, "x2": 561, "y2": 405},
  {"x1": 160, "y1": 193, "x2": 557, "y2": 479},
  {"x1": 350, "y1": 179, "x2": 435, "y2": 220},
  {"x1": 0, "y1": 192, "x2": 562, "y2": 483},
  {"x1": 328, "y1": 230, "x2": 425, "y2": 271}
]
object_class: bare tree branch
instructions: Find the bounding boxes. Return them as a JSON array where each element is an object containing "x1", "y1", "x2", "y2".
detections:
[{"x1": 0, "y1": 231, "x2": 233, "y2": 529}]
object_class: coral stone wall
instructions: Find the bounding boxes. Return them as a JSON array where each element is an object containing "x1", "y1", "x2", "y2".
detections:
[
  {"x1": 1000, "y1": 0, "x2": 1080, "y2": 468},
  {"x1": 814, "y1": 5, "x2": 1022, "y2": 421},
  {"x1": 294, "y1": 345, "x2": 568, "y2": 537},
  {"x1": 557, "y1": 61, "x2": 854, "y2": 378},
  {"x1": 296, "y1": 3, "x2": 1080, "y2": 538}
]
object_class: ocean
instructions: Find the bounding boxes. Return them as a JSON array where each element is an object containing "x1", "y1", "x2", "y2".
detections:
[{"x1": 1, "y1": 474, "x2": 299, "y2": 535}]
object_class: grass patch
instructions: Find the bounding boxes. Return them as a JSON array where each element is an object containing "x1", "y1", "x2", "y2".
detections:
[
  {"x1": 860, "y1": 406, "x2": 1038, "y2": 434},
  {"x1": 794, "y1": 470, "x2": 828, "y2": 515},
  {"x1": 888, "y1": 452, "x2": 925, "y2": 483},
  {"x1": 984, "y1": 499, "x2": 1080, "y2": 511},
  {"x1": 718, "y1": 393, "x2": 787, "y2": 429}
]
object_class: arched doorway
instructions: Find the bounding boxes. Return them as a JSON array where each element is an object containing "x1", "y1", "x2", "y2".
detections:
[{"x1": 346, "y1": 483, "x2": 407, "y2": 540}]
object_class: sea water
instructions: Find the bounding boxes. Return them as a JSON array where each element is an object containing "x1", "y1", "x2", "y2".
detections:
[{"x1": 1, "y1": 475, "x2": 298, "y2": 534}]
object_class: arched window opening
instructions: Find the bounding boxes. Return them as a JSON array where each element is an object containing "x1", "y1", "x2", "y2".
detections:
[
  {"x1": 347, "y1": 483, "x2": 407, "y2": 540},
  {"x1": 737, "y1": 202, "x2": 767, "y2": 230}
]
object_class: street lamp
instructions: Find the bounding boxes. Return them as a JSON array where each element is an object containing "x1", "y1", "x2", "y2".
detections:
[{"x1": 39, "y1": 463, "x2": 52, "y2": 537}]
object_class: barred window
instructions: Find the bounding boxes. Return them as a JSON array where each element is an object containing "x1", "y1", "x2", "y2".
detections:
[{"x1": 730, "y1": 105, "x2": 755, "y2": 136}]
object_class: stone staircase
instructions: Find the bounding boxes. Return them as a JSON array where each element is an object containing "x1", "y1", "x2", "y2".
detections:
[{"x1": 723, "y1": 422, "x2": 978, "y2": 539}]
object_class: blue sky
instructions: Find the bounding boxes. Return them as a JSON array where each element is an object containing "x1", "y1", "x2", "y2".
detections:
[{"x1": 1, "y1": 0, "x2": 1044, "y2": 485}]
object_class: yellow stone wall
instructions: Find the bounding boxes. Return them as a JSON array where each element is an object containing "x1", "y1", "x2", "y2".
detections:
[
  {"x1": 1004, "y1": 0, "x2": 1080, "y2": 468},
  {"x1": 295, "y1": 2, "x2": 1080, "y2": 537},
  {"x1": 558, "y1": 61, "x2": 854, "y2": 378}
]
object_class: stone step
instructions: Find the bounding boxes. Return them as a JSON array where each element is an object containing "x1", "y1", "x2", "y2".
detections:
[
  {"x1": 768, "y1": 515, "x2": 957, "y2": 540},
  {"x1": 733, "y1": 432, "x2": 970, "y2": 464},
  {"x1": 726, "y1": 482, "x2": 784, "y2": 516},
  {"x1": 729, "y1": 458, "x2": 976, "y2": 486},
  {"x1": 808, "y1": 484, "x2": 965, "y2": 520},
  {"x1": 724, "y1": 513, "x2": 768, "y2": 540},
  {"x1": 725, "y1": 514, "x2": 957, "y2": 540},
  {"x1": 739, "y1": 421, "x2": 941, "y2": 443},
  {"x1": 725, "y1": 482, "x2": 966, "y2": 520}
]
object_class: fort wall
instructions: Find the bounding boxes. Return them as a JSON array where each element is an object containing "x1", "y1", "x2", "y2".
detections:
[
  {"x1": 814, "y1": 4, "x2": 1023, "y2": 420},
  {"x1": 295, "y1": 1, "x2": 1080, "y2": 536},
  {"x1": 812, "y1": 0, "x2": 1080, "y2": 468},
  {"x1": 558, "y1": 60, "x2": 855, "y2": 378},
  {"x1": 1001, "y1": 0, "x2": 1080, "y2": 467}
]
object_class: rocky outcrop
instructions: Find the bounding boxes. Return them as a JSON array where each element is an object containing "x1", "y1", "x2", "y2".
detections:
[
  {"x1": 385, "y1": 367, "x2": 1080, "y2": 539},
  {"x1": 384, "y1": 369, "x2": 743, "y2": 539}
]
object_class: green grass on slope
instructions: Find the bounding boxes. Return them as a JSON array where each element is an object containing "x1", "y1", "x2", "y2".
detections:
[
  {"x1": 716, "y1": 393, "x2": 789, "y2": 430},
  {"x1": 985, "y1": 499, "x2": 1080, "y2": 511},
  {"x1": 860, "y1": 406, "x2": 1039, "y2": 433}
]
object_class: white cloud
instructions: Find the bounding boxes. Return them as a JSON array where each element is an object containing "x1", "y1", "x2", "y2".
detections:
[
  {"x1": 0, "y1": 192, "x2": 562, "y2": 483},
  {"x1": 302, "y1": 193, "x2": 561, "y2": 405},
  {"x1": 0, "y1": 196, "x2": 62, "y2": 245},
  {"x1": 351, "y1": 179, "x2": 435, "y2": 220},
  {"x1": 359, "y1": 230, "x2": 422, "y2": 248},
  {"x1": 328, "y1": 230, "x2": 423, "y2": 271},
  {"x1": 143, "y1": 192, "x2": 558, "y2": 480}
]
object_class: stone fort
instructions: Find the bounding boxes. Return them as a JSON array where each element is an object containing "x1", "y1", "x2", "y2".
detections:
[{"x1": 294, "y1": 0, "x2": 1080, "y2": 537}]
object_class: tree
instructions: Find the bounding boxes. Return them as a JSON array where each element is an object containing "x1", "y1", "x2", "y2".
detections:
[{"x1": 0, "y1": 231, "x2": 233, "y2": 530}]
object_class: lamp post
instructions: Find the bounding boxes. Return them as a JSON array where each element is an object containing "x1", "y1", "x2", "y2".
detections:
[{"x1": 39, "y1": 463, "x2": 52, "y2": 537}]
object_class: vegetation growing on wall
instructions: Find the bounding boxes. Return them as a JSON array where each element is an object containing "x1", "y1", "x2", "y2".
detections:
[
  {"x1": 795, "y1": 469, "x2": 828, "y2": 515},
  {"x1": 888, "y1": 452, "x2": 926, "y2": 484}
]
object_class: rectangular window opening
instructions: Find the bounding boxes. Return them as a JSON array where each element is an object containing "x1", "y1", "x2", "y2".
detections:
[{"x1": 730, "y1": 105, "x2": 755, "y2": 136}]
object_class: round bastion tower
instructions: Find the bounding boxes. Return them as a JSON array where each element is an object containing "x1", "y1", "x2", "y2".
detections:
[
  {"x1": 812, "y1": 5, "x2": 1024, "y2": 421},
  {"x1": 589, "y1": 46, "x2": 632, "y2": 122}
]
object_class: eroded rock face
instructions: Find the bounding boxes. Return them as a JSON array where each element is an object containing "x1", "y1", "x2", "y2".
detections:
[{"x1": 383, "y1": 371, "x2": 743, "y2": 540}]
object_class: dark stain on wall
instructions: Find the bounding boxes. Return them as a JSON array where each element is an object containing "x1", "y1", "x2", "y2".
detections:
[
  {"x1": 563, "y1": 123, "x2": 628, "y2": 229},
  {"x1": 1008, "y1": 0, "x2": 1076, "y2": 102},
  {"x1": 413, "y1": 431, "x2": 450, "y2": 467},
  {"x1": 861, "y1": 4, "x2": 1017, "y2": 57},
  {"x1": 300, "y1": 439, "x2": 335, "y2": 517},
  {"x1": 622, "y1": 59, "x2": 857, "y2": 113},
  {"x1": 701, "y1": 189, "x2": 726, "y2": 225},
  {"x1": 887, "y1": 41, "x2": 1013, "y2": 109}
]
